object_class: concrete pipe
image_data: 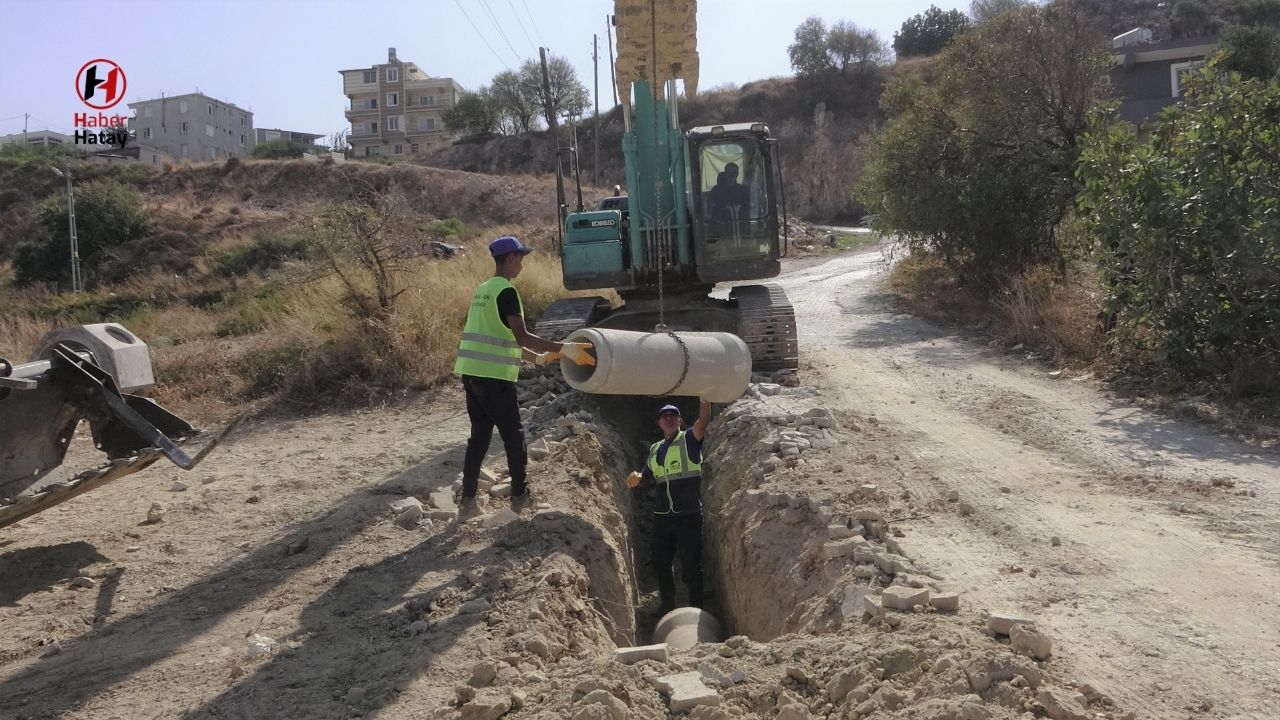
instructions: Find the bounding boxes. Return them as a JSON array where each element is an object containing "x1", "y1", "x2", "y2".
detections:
[
  {"x1": 560, "y1": 328, "x2": 750, "y2": 403},
  {"x1": 653, "y1": 607, "x2": 723, "y2": 651}
]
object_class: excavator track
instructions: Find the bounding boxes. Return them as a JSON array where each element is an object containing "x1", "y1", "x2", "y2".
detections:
[
  {"x1": 730, "y1": 283, "x2": 799, "y2": 371},
  {"x1": 535, "y1": 296, "x2": 612, "y2": 341},
  {"x1": 0, "y1": 449, "x2": 167, "y2": 529}
]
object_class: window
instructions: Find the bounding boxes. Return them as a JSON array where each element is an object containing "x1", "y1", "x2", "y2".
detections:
[
  {"x1": 206, "y1": 124, "x2": 215, "y2": 137},
  {"x1": 418, "y1": 117, "x2": 436, "y2": 131},
  {"x1": 393, "y1": 144, "x2": 403, "y2": 155},
  {"x1": 180, "y1": 144, "x2": 188, "y2": 157},
  {"x1": 420, "y1": 95, "x2": 435, "y2": 106},
  {"x1": 1171, "y1": 60, "x2": 1206, "y2": 96},
  {"x1": 143, "y1": 127, "x2": 152, "y2": 140},
  {"x1": 179, "y1": 121, "x2": 188, "y2": 133},
  {"x1": 179, "y1": 100, "x2": 188, "y2": 113},
  {"x1": 411, "y1": 143, "x2": 420, "y2": 154},
  {"x1": 152, "y1": 154, "x2": 159, "y2": 166},
  {"x1": 368, "y1": 121, "x2": 378, "y2": 134},
  {"x1": 387, "y1": 92, "x2": 399, "y2": 107},
  {"x1": 240, "y1": 134, "x2": 245, "y2": 147},
  {"x1": 207, "y1": 104, "x2": 214, "y2": 115},
  {"x1": 145, "y1": 105, "x2": 153, "y2": 117},
  {"x1": 387, "y1": 116, "x2": 400, "y2": 130},
  {"x1": 387, "y1": 67, "x2": 399, "y2": 82},
  {"x1": 364, "y1": 145, "x2": 380, "y2": 157},
  {"x1": 240, "y1": 116, "x2": 246, "y2": 126},
  {"x1": 363, "y1": 69, "x2": 377, "y2": 83}
]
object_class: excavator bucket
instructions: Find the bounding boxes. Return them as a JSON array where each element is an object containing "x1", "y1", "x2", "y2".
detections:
[
  {"x1": 0, "y1": 323, "x2": 234, "y2": 529},
  {"x1": 614, "y1": 0, "x2": 699, "y2": 110}
]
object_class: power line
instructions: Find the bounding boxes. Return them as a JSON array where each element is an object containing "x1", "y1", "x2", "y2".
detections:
[
  {"x1": 521, "y1": 0, "x2": 545, "y2": 44},
  {"x1": 453, "y1": 0, "x2": 512, "y2": 71},
  {"x1": 506, "y1": 0, "x2": 539, "y2": 56},
  {"x1": 477, "y1": 0, "x2": 525, "y2": 65}
]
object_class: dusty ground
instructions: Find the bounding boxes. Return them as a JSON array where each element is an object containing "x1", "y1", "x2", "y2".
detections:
[{"x1": 1, "y1": 243, "x2": 1277, "y2": 719}]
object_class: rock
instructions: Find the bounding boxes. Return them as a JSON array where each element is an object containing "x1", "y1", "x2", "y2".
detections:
[
  {"x1": 1050, "y1": 535, "x2": 1061, "y2": 547},
  {"x1": 786, "y1": 666, "x2": 809, "y2": 684},
  {"x1": 479, "y1": 508, "x2": 519, "y2": 528},
  {"x1": 470, "y1": 661, "x2": 498, "y2": 687},
  {"x1": 825, "y1": 667, "x2": 865, "y2": 703},
  {"x1": 697, "y1": 663, "x2": 732, "y2": 687},
  {"x1": 651, "y1": 671, "x2": 721, "y2": 713},
  {"x1": 822, "y1": 538, "x2": 864, "y2": 560},
  {"x1": 861, "y1": 594, "x2": 884, "y2": 618},
  {"x1": 757, "y1": 383, "x2": 782, "y2": 396},
  {"x1": 489, "y1": 482, "x2": 513, "y2": 498},
  {"x1": 826, "y1": 523, "x2": 854, "y2": 540},
  {"x1": 1037, "y1": 688, "x2": 1091, "y2": 720},
  {"x1": 459, "y1": 597, "x2": 491, "y2": 615},
  {"x1": 346, "y1": 687, "x2": 366, "y2": 705},
  {"x1": 395, "y1": 504, "x2": 424, "y2": 529},
  {"x1": 613, "y1": 643, "x2": 668, "y2": 664},
  {"x1": 958, "y1": 502, "x2": 975, "y2": 516},
  {"x1": 577, "y1": 689, "x2": 630, "y2": 720},
  {"x1": 390, "y1": 497, "x2": 424, "y2": 514},
  {"x1": 146, "y1": 502, "x2": 165, "y2": 523},
  {"x1": 730, "y1": 670, "x2": 749, "y2": 684},
  {"x1": 988, "y1": 612, "x2": 1034, "y2": 636},
  {"x1": 1010, "y1": 624, "x2": 1053, "y2": 660},
  {"x1": 946, "y1": 490, "x2": 960, "y2": 502},
  {"x1": 853, "y1": 509, "x2": 882, "y2": 521},
  {"x1": 69, "y1": 576, "x2": 96, "y2": 589},
  {"x1": 429, "y1": 490, "x2": 457, "y2": 512},
  {"x1": 170, "y1": 480, "x2": 189, "y2": 492},
  {"x1": 460, "y1": 690, "x2": 513, "y2": 720},
  {"x1": 528, "y1": 438, "x2": 556, "y2": 460},
  {"x1": 776, "y1": 703, "x2": 812, "y2": 720},
  {"x1": 524, "y1": 635, "x2": 552, "y2": 659},
  {"x1": 882, "y1": 585, "x2": 930, "y2": 611},
  {"x1": 478, "y1": 467, "x2": 499, "y2": 485},
  {"x1": 408, "y1": 620, "x2": 430, "y2": 636},
  {"x1": 931, "y1": 592, "x2": 960, "y2": 611},
  {"x1": 245, "y1": 634, "x2": 275, "y2": 658},
  {"x1": 200, "y1": 475, "x2": 217, "y2": 484},
  {"x1": 424, "y1": 509, "x2": 454, "y2": 521}
]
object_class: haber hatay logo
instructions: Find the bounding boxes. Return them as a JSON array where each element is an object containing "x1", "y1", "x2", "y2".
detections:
[{"x1": 76, "y1": 58, "x2": 126, "y2": 110}]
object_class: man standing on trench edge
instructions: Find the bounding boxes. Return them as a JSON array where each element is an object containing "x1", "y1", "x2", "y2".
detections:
[
  {"x1": 628, "y1": 398, "x2": 712, "y2": 615},
  {"x1": 454, "y1": 235, "x2": 595, "y2": 520}
]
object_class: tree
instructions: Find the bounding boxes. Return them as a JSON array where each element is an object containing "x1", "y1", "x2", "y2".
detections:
[
  {"x1": 328, "y1": 129, "x2": 350, "y2": 158},
  {"x1": 490, "y1": 69, "x2": 538, "y2": 133},
  {"x1": 1171, "y1": 0, "x2": 1220, "y2": 38},
  {"x1": 859, "y1": 4, "x2": 1112, "y2": 289},
  {"x1": 518, "y1": 54, "x2": 589, "y2": 126},
  {"x1": 1214, "y1": 23, "x2": 1280, "y2": 79},
  {"x1": 970, "y1": 0, "x2": 1032, "y2": 24},
  {"x1": 442, "y1": 87, "x2": 501, "y2": 136},
  {"x1": 893, "y1": 5, "x2": 971, "y2": 57},
  {"x1": 14, "y1": 178, "x2": 153, "y2": 287},
  {"x1": 789, "y1": 17, "x2": 888, "y2": 77}
]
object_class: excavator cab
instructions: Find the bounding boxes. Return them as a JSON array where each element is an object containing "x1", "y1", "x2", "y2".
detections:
[{"x1": 688, "y1": 123, "x2": 783, "y2": 283}]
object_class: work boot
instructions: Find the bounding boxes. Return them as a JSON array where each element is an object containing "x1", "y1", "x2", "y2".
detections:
[
  {"x1": 510, "y1": 491, "x2": 535, "y2": 514},
  {"x1": 457, "y1": 497, "x2": 483, "y2": 522}
]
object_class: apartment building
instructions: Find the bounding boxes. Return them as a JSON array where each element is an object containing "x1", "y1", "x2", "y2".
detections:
[
  {"x1": 340, "y1": 48, "x2": 464, "y2": 159},
  {"x1": 127, "y1": 92, "x2": 254, "y2": 161},
  {"x1": 0, "y1": 130, "x2": 79, "y2": 150},
  {"x1": 255, "y1": 128, "x2": 325, "y2": 153}
]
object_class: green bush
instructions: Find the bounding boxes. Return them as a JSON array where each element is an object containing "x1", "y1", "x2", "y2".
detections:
[
  {"x1": 1078, "y1": 70, "x2": 1280, "y2": 394},
  {"x1": 215, "y1": 231, "x2": 307, "y2": 276},
  {"x1": 13, "y1": 178, "x2": 152, "y2": 287},
  {"x1": 251, "y1": 140, "x2": 304, "y2": 159},
  {"x1": 214, "y1": 284, "x2": 288, "y2": 336}
]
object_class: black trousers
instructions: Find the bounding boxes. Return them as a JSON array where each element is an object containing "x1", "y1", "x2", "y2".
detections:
[
  {"x1": 461, "y1": 375, "x2": 527, "y2": 499},
  {"x1": 652, "y1": 513, "x2": 704, "y2": 610}
]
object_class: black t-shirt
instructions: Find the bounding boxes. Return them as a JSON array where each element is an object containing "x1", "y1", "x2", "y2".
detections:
[{"x1": 496, "y1": 287, "x2": 521, "y2": 329}]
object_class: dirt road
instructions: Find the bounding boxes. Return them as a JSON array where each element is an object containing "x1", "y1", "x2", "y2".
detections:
[{"x1": 778, "y1": 245, "x2": 1280, "y2": 720}]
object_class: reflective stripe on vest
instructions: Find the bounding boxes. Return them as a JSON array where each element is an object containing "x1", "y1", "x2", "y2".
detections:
[
  {"x1": 454, "y1": 276, "x2": 524, "y2": 381},
  {"x1": 647, "y1": 430, "x2": 702, "y2": 484}
]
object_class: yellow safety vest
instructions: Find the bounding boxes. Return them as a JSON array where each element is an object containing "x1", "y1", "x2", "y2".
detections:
[
  {"x1": 647, "y1": 430, "x2": 703, "y2": 514},
  {"x1": 454, "y1": 276, "x2": 523, "y2": 381}
]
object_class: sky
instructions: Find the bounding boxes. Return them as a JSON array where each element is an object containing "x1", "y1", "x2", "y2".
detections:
[{"x1": 0, "y1": 0, "x2": 971, "y2": 142}]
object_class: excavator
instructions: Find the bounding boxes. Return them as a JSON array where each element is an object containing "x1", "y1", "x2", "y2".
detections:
[
  {"x1": 0, "y1": 324, "x2": 232, "y2": 529},
  {"x1": 535, "y1": 0, "x2": 798, "y2": 371}
]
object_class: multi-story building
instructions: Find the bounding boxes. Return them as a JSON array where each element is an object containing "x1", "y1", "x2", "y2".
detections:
[
  {"x1": 1111, "y1": 30, "x2": 1219, "y2": 124},
  {"x1": 255, "y1": 128, "x2": 325, "y2": 153},
  {"x1": 340, "y1": 48, "x2": 464, "y2": 160},
  {"x1": 0, "y1": 130, "x2": 78, "y2": 150},
  {"x1": 127, "y1": 92, "x2": 254, "y2": 161}
]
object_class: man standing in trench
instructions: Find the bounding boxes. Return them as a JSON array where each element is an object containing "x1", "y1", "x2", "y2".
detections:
[
  {"x1": 454, "y1": 235, "x2": 594, "y2": 520},
  {"x1": 628, "y1": 399, "x2": 712, "y2": 614}
]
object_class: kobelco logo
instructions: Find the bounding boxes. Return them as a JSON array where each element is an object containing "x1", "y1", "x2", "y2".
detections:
[{"x1": 75, "y1": 59, "x2": 127, "y2": 110}]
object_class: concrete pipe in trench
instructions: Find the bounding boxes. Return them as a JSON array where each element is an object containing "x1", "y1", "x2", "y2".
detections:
[
  {"x1": 653, "y1": 607, "x2": 723, "y2": 651},
  {"x1": 559, "y1": 328, "x2": 750, "y2": 403}
]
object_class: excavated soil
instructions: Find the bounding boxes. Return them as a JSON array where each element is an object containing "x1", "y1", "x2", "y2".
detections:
[{"x1": 2, "y1": 245, "x2": 1277, "y2": 720}]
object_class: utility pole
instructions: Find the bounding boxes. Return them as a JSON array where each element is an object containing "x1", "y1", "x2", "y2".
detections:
[
  {"x1": 51, "y1": 166, "x2": 81, "y2": 292},
  {"x1": 593, "y1": 34, "x2": 600, "y2": 186},
  {"x1": 606, "y1": 15, "x2": 618, "y2": 107},
  {"x1": 24, "y1": 113, "x2": 29, "y2": 145}
]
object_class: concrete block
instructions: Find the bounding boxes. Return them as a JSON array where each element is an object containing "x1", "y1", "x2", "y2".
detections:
[
  {"x1": 931, "y1": 592, "x2": 960, "y2": 611},
  {"x1": 988, "y1": 612, "x2": 1034, "y2": 636},
  {"x1": 827, "y1": 524, "x2": 854, "y2": 540},
  {"x1": 429, "y1": 490, "x2": 457, "y2": 512},
  {"x1": 651, "y1": 671, "x2": 720, "y2": 713},
  {"x1": 390, "y1": 497, "x2": 423, "y2": 514},
  {"x1": 1010, "y1": 624, "x2": 1053, "y2": 660},
  {"x1": 861, "y1": 593, "x2": 884, "y2": 618},
  {"x1": 612, "y1": 643, "x2": 668, "y2": 665},
  {"x1": 882, "y1": 585, "x2": 930, "y2": 611},
  {"x1": 489, "y1": 482, "x2": 513, "y2": 498},
  {"x1": 1036, "y1": 688, "x2": 1091, "y2": 720},
  {"x1": 853, "y1": 508, "x2": 882, "y2": 521},
  {"x1": 874, "y1": 553, "x2": 913, "y2": 575},
  {"x1": 822, "y1": 538, "x2": 863, "y2": 560}
]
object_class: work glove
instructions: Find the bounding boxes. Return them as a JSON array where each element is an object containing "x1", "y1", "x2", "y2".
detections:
[
  {"x1": 534, "y1": 351, "x2": 562, "y2": 367},
  {"x1": 560, "y1": 342, "x2": 596, "y2": 367},
  {"x1": 626, "y1": 471, "x2": 643, "y2": 489}
]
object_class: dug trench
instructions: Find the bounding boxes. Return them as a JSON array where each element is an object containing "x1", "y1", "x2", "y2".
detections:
[
  {"x1": 446, "y1": 370, "x2": 1131, "y2": 720},
  {"x1": 0, "y1": 367, "x2": 1130, "y2": 720}
]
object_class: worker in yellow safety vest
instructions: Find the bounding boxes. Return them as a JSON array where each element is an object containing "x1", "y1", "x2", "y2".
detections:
[
  {"x1": 454, "y1": 235, "x2": 595, "y2": 520},
  {"x1": 627, "y1": 398, "x2": 712, "y2": 613}
]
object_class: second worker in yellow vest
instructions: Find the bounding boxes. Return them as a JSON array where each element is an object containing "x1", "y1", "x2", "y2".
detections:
[{"x1": 454, "y1": 235, "x2": 595, "y2": 520}]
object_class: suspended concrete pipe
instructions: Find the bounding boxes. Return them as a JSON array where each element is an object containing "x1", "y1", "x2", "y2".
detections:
[
  {"x1": 559, "y1": 328, "x2": 751, "y2": 403},
  {"x1": 653, "y1": 607, "x2": 724, "y2": 651}
]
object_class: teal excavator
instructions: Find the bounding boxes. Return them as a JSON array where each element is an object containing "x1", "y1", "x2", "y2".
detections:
[{"x1": 535, "y1": 0, "x2": 798, "y2": 371}]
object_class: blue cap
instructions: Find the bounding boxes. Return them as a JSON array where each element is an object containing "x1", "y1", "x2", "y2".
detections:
[
  {"x1": 489, "y1": 235, "x2": 533, "y2": 257},
  {"x1": 658, "y1": 404, "x2": 681, "y2": 418}
]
